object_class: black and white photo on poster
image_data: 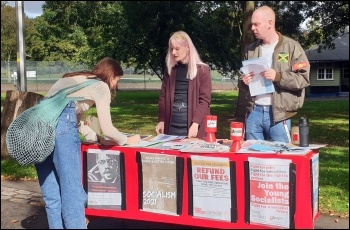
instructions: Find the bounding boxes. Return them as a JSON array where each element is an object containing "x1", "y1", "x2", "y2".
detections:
[{"x1": 86, "y1": 149, "x2": 122, "y2": 210}]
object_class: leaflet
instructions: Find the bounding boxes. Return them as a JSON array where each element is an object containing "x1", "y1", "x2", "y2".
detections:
[
  {"x1": 236, "y1": 140, "x2": 312, "y2": 155},
  {"x1": 241, "y1": 57, "x2": 275, "y2": 96}
]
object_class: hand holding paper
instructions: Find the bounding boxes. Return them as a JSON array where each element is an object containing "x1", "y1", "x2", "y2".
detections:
[{"x1": 240, "y1": 57, "x2": 275, "y2": 96}]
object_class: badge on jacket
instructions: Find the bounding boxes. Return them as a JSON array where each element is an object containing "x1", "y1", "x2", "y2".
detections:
[
  {"x1": 292, "y1": 62, "x2": 308, "y2": 72},
  {"x1": 278, "y1": 54, "x2": 289, "y2": 63}
]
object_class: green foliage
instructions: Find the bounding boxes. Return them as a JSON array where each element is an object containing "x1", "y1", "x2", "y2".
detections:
[
  {"x1": 302, "y1": 1, "x2": 349, "y2": 51},
  {"x1": 25, "y1": 17, "x2": 46, "y2": 61},
  {"x1": 1, "y1": 4, "x2": 17, "y2": 62},
  {"x1": 34, "y1": 5, "x2": 91, "y2": 63},
  {"x1": 119, "y1": 1, "x2": 199, "y2": 77},
  {"x1": 118, "y1": 1, "x2": 247, "y2": 78},
  {"x1": 1, "y1": 160, "x2": 38, "y2": 180},
  {"x1": 1, "y1": 1, "x2": 349, "y2": 74},
  {"x1": 39, "y1": 1, "x2": 124, "y2": 66},
  {"x1": 192, "y1": 1, "x2": 243, "y2": 75}
]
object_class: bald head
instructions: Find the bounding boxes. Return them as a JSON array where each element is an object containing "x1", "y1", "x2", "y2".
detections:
[
  {"x1": 251, "y1": 5, "x2": 278, "y2": 43},
  {"x1": 253, "y1": 6, "x2": 276, "y2": 26}
]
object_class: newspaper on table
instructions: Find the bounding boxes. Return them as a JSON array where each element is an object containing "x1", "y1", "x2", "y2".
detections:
[
  {"x1": 152, "y1": 141, "x2": 192, "y2": 150},
  {"x1": 180, "y1": 140, "x2": 230, "y2": 153},
  {"x1": 236, "y1": 140, "x2": 312, "y2": 155},
  {"x1": 121, "y1": 132, "x2": 153, "y2": 140},
  {"x1": 126, "y1": 134, "x2": 186, "y2": 147},
  {"x1": 82, "y1": 133, "x2": 153, "y2": 146}
]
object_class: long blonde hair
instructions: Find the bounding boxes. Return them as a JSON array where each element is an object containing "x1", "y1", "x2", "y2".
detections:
[{"x1": 166, "y1": 31, "x2": 207, "y2": 80}]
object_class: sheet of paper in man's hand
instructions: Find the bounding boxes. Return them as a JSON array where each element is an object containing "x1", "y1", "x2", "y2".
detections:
[{"x1": 240, "y1": 57, "x2": 275, "y2": 96}]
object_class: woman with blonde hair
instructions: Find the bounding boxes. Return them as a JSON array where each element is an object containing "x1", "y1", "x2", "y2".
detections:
[{"x1": 156, "y1": 31, "x2": 212, "y2": 139}]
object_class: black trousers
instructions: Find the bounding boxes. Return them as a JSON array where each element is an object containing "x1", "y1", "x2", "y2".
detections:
[{"x1": 169, "y1": 101, "x2": 188, "y2": 136}]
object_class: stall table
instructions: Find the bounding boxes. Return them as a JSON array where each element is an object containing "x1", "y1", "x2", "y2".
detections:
[{"x1": 81, "y1": 143, "x2": 319, "y2": 229}]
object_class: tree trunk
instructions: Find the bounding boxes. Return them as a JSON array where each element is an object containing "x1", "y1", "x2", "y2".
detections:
[
  {"x1": 232, "y1": 1, "x2": 255, "y2": 123},
  {"x1": 7, "y1": 61, "x2": 11, "y2": 83},
  {"x1": 1, "y1": 90, "x2": 44, "y2": 159}
]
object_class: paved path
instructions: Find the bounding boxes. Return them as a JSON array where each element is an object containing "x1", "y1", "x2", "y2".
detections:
[{"x1": 1, "y1": 179, "x2": 348, "y2": 229}]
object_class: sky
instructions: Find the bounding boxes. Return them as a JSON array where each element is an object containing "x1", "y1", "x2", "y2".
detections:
[{"x1": 6, "y1": 1, "x2": 44, "y2": 18}]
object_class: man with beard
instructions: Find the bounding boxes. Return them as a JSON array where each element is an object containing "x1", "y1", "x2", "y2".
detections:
[{"x1": 88, "y1": 152, "x2": 120, "y2": 183}]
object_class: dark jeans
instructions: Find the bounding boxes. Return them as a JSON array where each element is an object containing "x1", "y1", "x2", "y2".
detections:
[{"x1": 169, "y1": 101, "x2": 188, "y2": 136}]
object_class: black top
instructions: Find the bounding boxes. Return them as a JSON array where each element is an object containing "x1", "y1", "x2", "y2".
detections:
[{"x1": 174, "y1": 62, "x2": 189, "y2": 103}]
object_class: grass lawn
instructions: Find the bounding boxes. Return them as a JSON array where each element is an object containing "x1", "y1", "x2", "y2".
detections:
[{"x1": 1, "y1": 90, "x2": 349, "y2": 217}]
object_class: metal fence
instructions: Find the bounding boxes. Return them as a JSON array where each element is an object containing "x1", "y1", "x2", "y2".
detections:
[{"x1": 1, "y1": 61, "x2": 238, "y2": 92}]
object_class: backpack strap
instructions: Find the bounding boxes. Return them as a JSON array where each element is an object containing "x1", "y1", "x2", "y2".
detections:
[
  {"x1": 45, "y1": 79, "x2": 101, "y2": 100},
  {"x1": 64, "y1": 79, "x2": 101, "y2": 95}
]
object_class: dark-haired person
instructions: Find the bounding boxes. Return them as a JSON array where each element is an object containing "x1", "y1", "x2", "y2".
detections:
[{"x1": 35, "y1": 57, "x2": 140, "y2": 229}]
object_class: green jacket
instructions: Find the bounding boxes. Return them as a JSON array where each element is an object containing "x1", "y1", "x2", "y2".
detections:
[{"x1": 239, "y1": 32, "x2": 310, "y2": 123}]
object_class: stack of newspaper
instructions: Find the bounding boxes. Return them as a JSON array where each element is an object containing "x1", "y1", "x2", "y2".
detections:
[
  {"x1": 125, "y1": 134, "x2": 186, "y2": 147},
  {"x1": 236, "y1": 140, "x2": 323, "y2": 155},
  {"x1": 179, "y1": 140, "x2": 230, "y2": 153}
]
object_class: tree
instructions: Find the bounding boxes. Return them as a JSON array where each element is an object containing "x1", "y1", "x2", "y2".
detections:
[
  {"x1": 24, "y1": 16, "x2": 47, "y2": 61},
  {"x1": 1, "y1": 2, "x2": 35, "y2": 81},
  {"x1": 191, "y1": 1, "x2": 243, "y2": 76},
  {"x1": 302, "y1": 1, "x2": 349, "y2": 51},
  {"x1": 233, "y1": 1, "x2": 255, "y2": 123},
  {"x1": 118, "y1": 1, "x2": 199, "y2": 78},
  {"x1": 33, "y1": 2, "x2": 90, "y2": 63},
  {"x1": 117, "y1": 1, "x2": 247, "y2": 79},
  {"x1": 2, "y1": 1, "x2": 349, "y2": 72},
  {"x1": 1, "y1": 3, "x2": 17, "y2": 82}
]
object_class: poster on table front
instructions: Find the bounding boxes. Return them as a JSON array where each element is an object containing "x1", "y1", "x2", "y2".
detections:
[
  {"x1": 190, "y1": 155, "x2": 232, "y2": 222},
  {"x1": 311, "y1": 153, "x2": 319, "y2": 219},
  {"x1": 138, "y1": 152, "x2": 179, "y2": 215},
  {"x1": 86, "y1": 149, "x2": 123, "y2": 210},
  {"x1": 247, "y1": 157, "x2": 292, "y2": 229}
]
